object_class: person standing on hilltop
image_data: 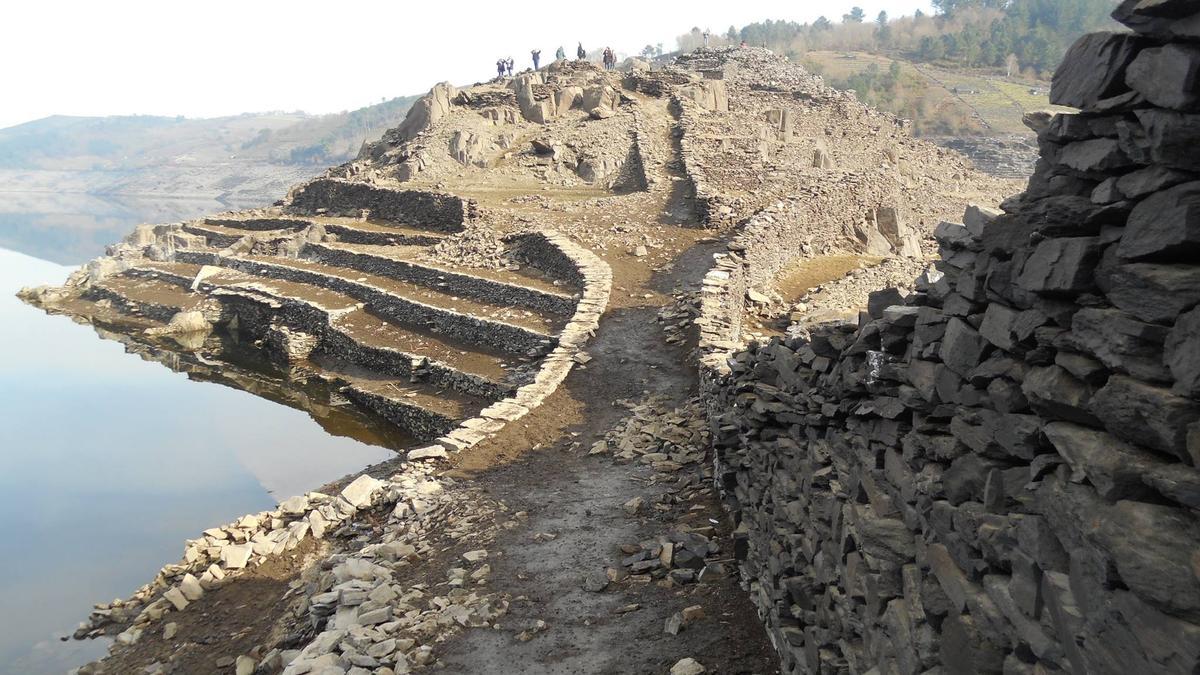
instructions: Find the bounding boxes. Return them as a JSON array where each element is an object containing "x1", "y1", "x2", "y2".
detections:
[
  {"x1": 496, "y1": 58, "x2": 506, "y2": 79},
  {"x1": 556, "y1": 45, "x2": 566, "y2": 60},
  {"x1": 577, "y1": 43, "x2": 586, "y2": 60},
  {"x1": 531, "y1": 49, "x2": 541, "y2": 70},
  {"x1": 506, "y1": 57, "x2": 514, "y2": 76}
]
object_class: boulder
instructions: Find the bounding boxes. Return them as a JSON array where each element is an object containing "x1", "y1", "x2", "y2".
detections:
[
  {"x1": 580, "y1": 84, "x2": 619, "y2": 112},
  {"x1": 388, "y1": 82, "x2": 455, "y2": 144},
  {"x1": 1118, "y1": 181, "x2": 1200, "y2": 261},
  {"x1": 1051, "y1": 33, "x2": 1148, "y2": 111},
  {"x1": 340, "y1": 474, "x2": 386, "y2": 509},
  {"x1": 1125, "y1": 44, "x2": 1200, "y2": 111}
]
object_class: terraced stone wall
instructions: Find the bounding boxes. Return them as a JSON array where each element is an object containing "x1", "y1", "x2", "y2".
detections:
[
  {"x1": 408, "y1": 229, "x2": 611, "y2": 457},
  {"x1": 703, "y1": 8, "x2": 1200, "y2": 674},
  {"x1": 285, "y1": 178, "x2": 473, "y2": 231}
]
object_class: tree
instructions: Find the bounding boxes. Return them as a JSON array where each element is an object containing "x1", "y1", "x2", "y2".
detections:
[
  {"x1": 844, "y1": 7, "x2": 866, "y2": 23},
  {"x1": 641, "y1": 44, "x2": 657, "y2": 58},
  {"x1": 814, "y1": 16, "x2": 833, "y2": 31},
  {"x1": 876, "y1": 10, "x2": 892, "y2": 44},
  {"x1": 727, "y1": 25, "x2": 739, "y2": 41}
]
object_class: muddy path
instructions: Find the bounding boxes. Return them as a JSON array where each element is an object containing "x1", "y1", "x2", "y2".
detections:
[{"x1": 429, "y1": 98, "x2": 776, "y2": 674}]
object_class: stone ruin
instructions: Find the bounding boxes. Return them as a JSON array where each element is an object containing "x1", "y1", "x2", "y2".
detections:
[
  {"x1": 21, "y1": 181, "x2": 611, "y2": 457},
  {"x1": 700, "y1": 2, "x2": 1200, "y2": 673}
]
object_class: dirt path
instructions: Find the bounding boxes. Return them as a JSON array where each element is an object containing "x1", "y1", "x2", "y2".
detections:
[{"x1": 426, "y1": 95, "x2": 777, "y2": 674}]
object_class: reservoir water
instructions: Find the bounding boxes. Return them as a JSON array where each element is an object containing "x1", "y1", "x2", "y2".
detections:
[{"x1": 0, "y1": 193, "x2": 399, "y2": 674}]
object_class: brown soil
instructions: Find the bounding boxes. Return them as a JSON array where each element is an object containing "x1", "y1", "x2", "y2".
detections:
[{"x1": 773, "y1": 253, "x2": 882, "y2": 303}]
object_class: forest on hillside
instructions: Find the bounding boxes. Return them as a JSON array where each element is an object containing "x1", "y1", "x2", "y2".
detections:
[
  {"x1": 678, "y1": 0, "x2": 1115, "y2": 79},
  {"x1": 674, "y1": 0, "x2": 1113, "y2": 136}
]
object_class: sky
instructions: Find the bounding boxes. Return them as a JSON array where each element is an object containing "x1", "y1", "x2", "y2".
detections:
[{"x1": 1, "y1": 0, "x2": 934, "y2": 130}]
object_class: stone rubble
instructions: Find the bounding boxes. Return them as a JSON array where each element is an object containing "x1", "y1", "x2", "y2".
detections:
[
  {"x1": 592, "y1": 397, "x2": 709, "y2": 471},
  {"x1": 76, "y1": 465, "x2": 515, "y2": 675}
]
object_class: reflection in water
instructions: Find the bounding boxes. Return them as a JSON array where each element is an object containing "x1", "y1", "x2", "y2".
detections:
[
  {"x1": 0, "y1": 191, "x2": 263, "y2": 265},
  {"x1": 0, "y1": 197, "x2": 403, "y2": 674}
]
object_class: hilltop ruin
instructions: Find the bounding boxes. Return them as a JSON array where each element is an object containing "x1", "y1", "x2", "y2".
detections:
[{"x1": 20, "y1": 2, "x2": 1200, "y2": 671}]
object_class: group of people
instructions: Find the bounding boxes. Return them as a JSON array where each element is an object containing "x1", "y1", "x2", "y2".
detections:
[
  {"x1": 600, "y1": 46, "x2": 617, "y2": 70},
  {"x1": 493, "y1": 43, "x2": 622, "y2": 79},
  {"x1": 495, "y1": 57, "x2": 515, "y2": 78}
]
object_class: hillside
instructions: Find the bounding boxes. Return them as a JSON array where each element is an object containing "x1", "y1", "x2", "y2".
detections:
[{"x1": 0, "y1": 95, "x2": 419, "y2": 203}]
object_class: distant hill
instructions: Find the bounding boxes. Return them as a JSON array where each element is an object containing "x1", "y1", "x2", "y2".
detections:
[{"x1": 0, "y1": 95, "x2": 419, "y2": 203}]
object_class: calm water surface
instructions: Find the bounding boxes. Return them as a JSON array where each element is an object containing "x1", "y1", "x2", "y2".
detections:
[{"x1": 0, "y1": 193, "x2": 398, "y2": 674}]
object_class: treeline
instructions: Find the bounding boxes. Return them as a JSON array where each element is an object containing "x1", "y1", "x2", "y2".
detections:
[{"x1": 679, "y1": 0, "x2": 1116, "y2": 78}]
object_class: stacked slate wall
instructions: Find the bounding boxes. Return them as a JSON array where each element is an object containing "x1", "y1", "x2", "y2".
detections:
[
  {"x1": 285, "y1": 178, "x2": 472, "y2": 231},
  {"x1": 706, "y1": 4, "x2": 1200, "y2": 674}
]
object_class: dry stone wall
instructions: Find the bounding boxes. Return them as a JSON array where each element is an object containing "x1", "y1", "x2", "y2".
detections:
[
  {"x1": 285, "y1": 179, "x2": 472, "y2": 230},
  {"x1": 705, "y1": 5, "x2": 1200, "y2": 674}
]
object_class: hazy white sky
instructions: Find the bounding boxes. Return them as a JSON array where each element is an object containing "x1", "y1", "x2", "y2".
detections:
[{"x1": 2, "y1": 0, "x2": 934, "y2": 129}]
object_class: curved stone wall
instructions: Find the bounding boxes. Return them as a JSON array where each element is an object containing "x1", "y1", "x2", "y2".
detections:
[{"x1": 703, "y1": 8, "x2": 1200, "y2": 674}]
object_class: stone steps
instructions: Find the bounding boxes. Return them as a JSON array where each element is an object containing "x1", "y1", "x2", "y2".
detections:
[
  {"x1": 182, "y1": 222, "x2": 295, "y2": 248},
  {"x1": 84, "y1": 274, "x2": 211, "y2": 323},
  {"x1": 303, "y1": 241, "x2": 578, "y2": 316},
  {"x1": 125, "y1": 262, "x2": 519, "y2": 401},
  {"x1": 81, "y1": 273, "x2": 487, "y2": 440},
  {"x1": 206, "y1": 215, "x2": 446, "y2": 247},
  {"x1": 173, "y1": 250, "x2": 559, "y2": 357}
]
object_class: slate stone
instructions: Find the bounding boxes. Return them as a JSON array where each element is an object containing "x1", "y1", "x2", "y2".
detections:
[
  {"x1": 1044, "y1": 421, "x2": 1159, "y2": 500},
  {"x1": 978, "y1": 303, "x2": 1021, "y2": 351},
  {"x1": 1022, "y1": 365, "x2": 1100, "y2": 426},
  {"x1": 941, "y1": 318, "x2": 990, "y2": 377},
  {"x1": 987, "y1": 378, "x2": 1029, "y2": 414},
  {"x1": 1099, "y1": 260, "x2": 1200, "y2": 325},
  {"x1": 1125, "y1": 43, "x2": 1200, "y2": 112},
  {"x1": 1090, "y1": 375, "x2": 1200, "y2": 462},
  {"x1": 1119, "y1": 181, "x2": 1200, "y2": 262},
  {"x1": 1088, "y1": 500, "x2": 1200, "y2": 620},
  {"x1": 1091, "y1": 177, "x2": 1124, "y2": 204},
  {"x1": 1051, "y1": 33, "x2": 1149, "y2": 111},
  {"x1": 868, "y1": 287, "x2": 905, "y2": 319},
  {"x1": 1131, "y1": 109, "x2": 1200, "y2": 171},
  {"x1": 1166, "y1": 307, "x2": 1200, "y2": 398},
  {"x1": 1059, "y1": 137, "x2": 1135, "y2": 173},
  {"x1": 1115, "y1": 165, "x2": 1196, "y2": 199},
  {"x1": 1113, "y1": 0, "x2": 1200, "y2": 40},
  {"x1": 963, "y1": 205, "x2": 1002, "y2": 239},
  {"x1": 1068, "y1": 307, "x2": 1172, "y2": 382},
  {"x1": 1040, "y1": 113, "x2": 1096, "y2": 143},
  {"x1": 1054, "y1": 351, "x2": 1110, "y2": 387},
  {"x1": 1017, "y1": 237, "x2": 1100, "y2": 295}
]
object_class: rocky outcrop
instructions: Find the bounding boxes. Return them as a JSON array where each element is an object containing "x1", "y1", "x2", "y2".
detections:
[{"x1": 705, "y1": 6, "x2": 1200, "y2": 674}]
